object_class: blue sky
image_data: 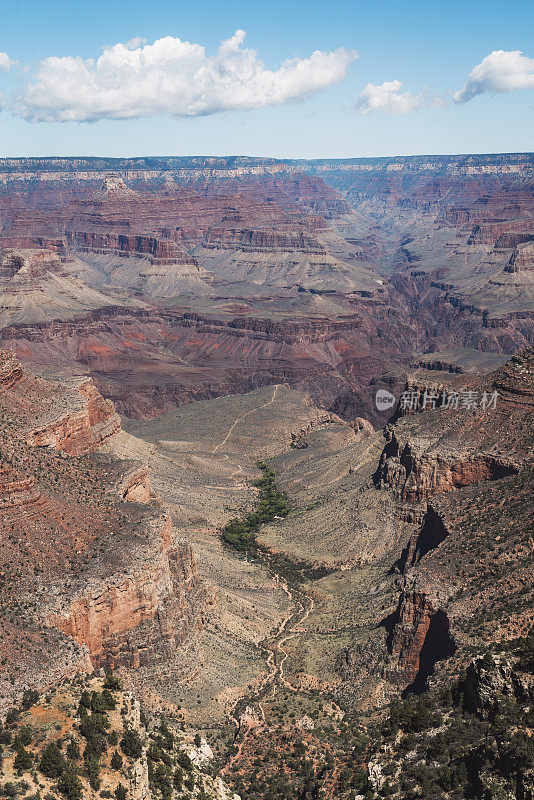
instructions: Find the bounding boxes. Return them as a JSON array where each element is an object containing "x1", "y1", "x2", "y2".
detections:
[{"x1": 0, "y1": 0, "x2": 532, "y2": 158}]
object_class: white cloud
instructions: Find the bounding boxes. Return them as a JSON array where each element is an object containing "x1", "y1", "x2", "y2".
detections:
[
  {"x1": 0, "y1": 52, "x2": 16, "y2": 72},
  {"x1": 355, "y1": 79, "x2": 425, "y2": 115},
  {"x1": 123, "y1": 36, "x2": 148, "y2": 50},
  {"x1": 454, "y1": 49, "x2": 534, "y2": 103},
  {"x1": 15, "y1": 31, "x2": 357, "y2": 122}
]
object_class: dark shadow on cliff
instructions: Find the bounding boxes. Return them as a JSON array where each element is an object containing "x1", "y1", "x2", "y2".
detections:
[{"x1": 403, "y1": 610, "x2": 456, "y2": 696}]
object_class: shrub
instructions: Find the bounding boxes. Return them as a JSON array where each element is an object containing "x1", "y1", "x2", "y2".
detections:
[
  {"x1": 147, "y1": 742, "x2": 162, "y2": 762},
  {"x1": 21, "y1": 689, "x2": 39, "y2": 712},
  {"x1": 90, "y1": 692, "x2": 115, "y2": 714},
  {"x1": 114, "y1": 785, "x2": 127, "y2": 800},
  {"x1": 517, "y1": 626, "x2": 534, "y2": 672},
  {"x1": 103, "y1": 667, "x2": 122, "y2": 693},
  {"x1": 221, "y1": 463, "x2": 289, "y2": 549},
  {"x1": 152, "y1": 763, "x2": 172, "y2": 800},
  {"x1": 66, "y1": 741, "x2": 80, "y2": 761},
  {"x1": 39, "y1": 742, "x2": 66, "y2": 779},
  {"x1": 56, "y1": 763, "x2": 82, "y2": 800},
  {"x1": 107, "y1": 730, "x2": 119, "y2": 747},
  {"x1": 80, "y1": 711, "x2": 109, "y2": 738},
  {"x1": 14, "y1": 747, "x2": 33, "y2": 774},
  {"x1": 110, "y1": 751, "x2": 123, "y2": 770},
  {"x1": 158, "y1": 722, "x2": 174, "y2": 751},
  {"x1": 0, "y1": 723, "x2": 12, "y2": 745},
  {"x1": 120, "y1": 729, "x2": 143, "y2": 760},
  {"x1": 13, "y1": 727, "x2": 33, "y2": 749},
  {"x1": 5, "y1": 709, "x2": 20, "y2": 726},
  {"x1": 176, "y1": 750, "x2": 193, "y2": 771},
  {"x1": 388, "y1": 696, "x2": 443, "y2": 734},
  {"x1": 78, "y1": 691, "x2": 91, "y2": 711},
  {"x1": 84, "y1": 750, "x2": 101, "y2": 791},
  {"x1": 173, "y1": 768, "x2": 184, "y2": 790}
]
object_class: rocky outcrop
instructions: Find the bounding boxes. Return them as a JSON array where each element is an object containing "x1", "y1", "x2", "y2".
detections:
[
  {"x1": 467, "y1": 218, "x2": 534, "y2": 245},
  {"x1": 461, "y1": 652, "x2": 534, "y2": 720},
  {"x1": 70, "y1": 231, "x2": 198, "y2": 266},
  {"x1": 495, "y1": 231, "x2": 534, "y2": 249},
  {"x1": 115, "y1": 463, "x2": 154, "y2": 504},
  {"x1": 0, "y1": 464, "x2": 41, "y2": 509},
  {"x1": 205, "y1": 227, "x2": 326, "y2": 254},
  {"x1": 0, "y1": 248, "x2": 65, "y2": 279},
  {"x1": 351, "y1": 416, "x2": 375, "y2": 440},
  {"x1": 25, "y1": 376, "x2": 121, "y2": 456},
  {"x1": 371, "y1": 350, "x2": 534, "y2": 694},
  {"x1": 0, "y1": 349, "x2": 24, "y2": 388},
  {"x1": 0, "y1": 348, "x2": 211, "y2": 703},
  {"x1": 506, "y1": 241, "x2": 534, "y2": 272},
  {"x1": 48, "y1": 520, "x2": 207, "y2": 668},
  {"x1": 385, "y1": 591, "x2": 456, "y2": 689},
  {"x1": 374, "y1": 428, "x2": 518, "y2": 501}
]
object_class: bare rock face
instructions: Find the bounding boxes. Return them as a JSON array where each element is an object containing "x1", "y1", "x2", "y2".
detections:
[
  {"x1": 375, "y1": 429, "x2": 518, "y2": 501},
  {"x1": 386, "y1": 592, "x2": 455, "y2": 686},
  {"x1": 0, "y1": 247, "x2": 64, "y2": 279},
  {"x1": 204, "y1": 227, "x2": 326, "y2": 254},
  {"x1": 375, "y1": 349, "x2": 534, "y2": 688},
  {"x1": 90, "y1": 174, "x2": 140, "y2": 201},
  {"x1": 374, "y1": 353, "x2": 534, "y2": 502},
  {"x1": 70, "y1": 230, "x2": 197, "y2": 266},
  {"x1": 0, "y1": 154, "x2": 532, "y2": 431},
  {"x1": 506, "y1": 241, "x2": 534, "y2": 272},
  {"x1": 0, "y1": 348, "x2": 210, "y2": 705},
  {"x1": 48, "y1": 521, "x2": 208, "y2": 668},
  {"x1": 461, "y1": 652, "x2": 534, "y2": 719},
  {"x1": 351, "y1": 416, "x2": 375, "y2": 440},
  {"x1": 0, "y1": 348, "x2": 24, "y2": 387},
  {"x1": 24, "y1": 375, "x2": 121, "y2": 456},
  {"x1": 0, "y1": 463, "x2": 41, "y2": 509}
]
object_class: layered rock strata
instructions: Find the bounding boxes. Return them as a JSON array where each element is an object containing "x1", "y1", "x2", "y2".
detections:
[{"x1": 0, "y1": 349, "x2": 210, "y2": 705}]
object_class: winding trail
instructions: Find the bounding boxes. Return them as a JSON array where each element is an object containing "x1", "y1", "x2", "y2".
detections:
[
  {"x1": 222, "y1": 566, "x2": 315, "y2": 775},
  {"x1": 212, "y1": 384, "x2": 280, "y2": 453}
]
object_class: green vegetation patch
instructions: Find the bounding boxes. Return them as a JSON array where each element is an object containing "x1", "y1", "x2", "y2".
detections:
[{"x1": 221, "y1": 462, "x2": 289, "y2": 550}]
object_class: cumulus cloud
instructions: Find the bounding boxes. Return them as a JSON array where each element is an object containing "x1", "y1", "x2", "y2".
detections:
[
  {"x1": 15, "y1": 31, "x2": 357, "y2": 122},
  {"x1": 355, "y1": 79, "x2": 425, "y2": 114},
  {"x1": 454, "y1": 49, "x2": 534, "y2": 103},
  {"x1": 123, "y1": 36, "x2": 148, "y2": 50},
  {"x1": 0, "y1": 52, "x2": 16, "y2": 72}
]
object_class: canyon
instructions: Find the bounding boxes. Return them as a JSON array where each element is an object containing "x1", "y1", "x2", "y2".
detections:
[
  {"x1": 1, "y1": 153, "x2": 532, "y2": 427},
  {"x1": 0, "y1": 152, "x2": 533, "y2": 800}
]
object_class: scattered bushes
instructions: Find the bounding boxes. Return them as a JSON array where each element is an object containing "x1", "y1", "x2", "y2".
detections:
[
  {"x1": 386, "y1": 695, "x2": 443, "y2": 735},
  {"x1": 517, "y1": 625, "x2": 534, "y2": 672},
  {"x1": 103, "y1": 667, "x2": 122, "y2": 693}
]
